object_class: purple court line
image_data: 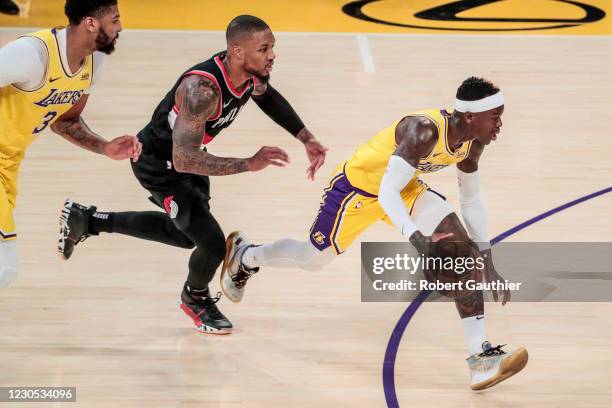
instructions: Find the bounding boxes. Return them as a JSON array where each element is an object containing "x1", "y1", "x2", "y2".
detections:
[{"x1": 382, "y1": 186, "x2": 612, "y2": 408}]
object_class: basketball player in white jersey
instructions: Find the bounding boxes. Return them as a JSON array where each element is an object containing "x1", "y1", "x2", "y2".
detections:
[{"x1": 0, "y1": 0, "x2": 141, "y2": 287}]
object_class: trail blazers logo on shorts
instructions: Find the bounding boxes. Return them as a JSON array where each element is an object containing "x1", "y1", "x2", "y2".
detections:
[
  {"x1": 342, "y1": 0, "x2": 606, "y2": 32},
  {"x1": 163, "y1": 195, "x2": 179, "y2": 219},
  {"x1": 169, "y1": 201, "x2": 178, "y2": 219}
]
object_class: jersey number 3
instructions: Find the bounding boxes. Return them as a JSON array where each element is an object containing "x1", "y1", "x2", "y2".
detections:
[{"x1": 32, "y1": 111, "x2": 58, "y2": 134}]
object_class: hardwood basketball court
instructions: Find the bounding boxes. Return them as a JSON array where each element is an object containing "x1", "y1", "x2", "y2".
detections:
[{"x1": 0, "y1": 1, "x2": 611, "y2": 406}]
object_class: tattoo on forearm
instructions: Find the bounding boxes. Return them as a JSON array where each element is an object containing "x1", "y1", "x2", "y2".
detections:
[
  {"x1": 173, "y1": 147, "x2": 249, "y2": 176},
  {"x1": 172, "y1": 76, "x2": 249, "y2": 176},
  {"x1": 296, "y1": 127, "x2": 312, "y2": 143},
  {"x1": 50, "y1": 116, "x2": 106, "y2": 154}
]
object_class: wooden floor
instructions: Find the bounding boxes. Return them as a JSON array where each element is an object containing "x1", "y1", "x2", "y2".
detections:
[{"x1": 0, "y1": 28, "x2": 611, "y2": 407}]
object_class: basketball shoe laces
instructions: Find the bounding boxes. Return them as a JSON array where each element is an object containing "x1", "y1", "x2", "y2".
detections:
[
  {"x1": 479, "y1": 343, "x2": 507, "y2": 357},
  {"x1": 75, "y1": 233, "x2": 90, "y2": 244},
  {"x1": 469, "y1": 343, "x2": 508, "y2": 375},
  {"x1": 61, "y1": 223, "x2": 89, "y2": 244},
  {"x1": 197, "y1": 291, "x2": 224, "y2": 319},
  {"x1": 232, "y1": 245, "x2": 259, "y2": 289},
  {"x1": 232, "y1": 267, "x2": 255, "y2": 289}
]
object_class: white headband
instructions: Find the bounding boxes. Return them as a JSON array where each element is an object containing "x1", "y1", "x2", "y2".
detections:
[{"x1": 454, "y1": 91, "x2": 504, "y2": 113}]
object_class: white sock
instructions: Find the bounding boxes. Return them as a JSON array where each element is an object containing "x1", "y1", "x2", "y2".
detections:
[
  {"x1": 242, "y1": 244, "x2": 264, "y2": 269},
  {"x1": 0, "y1": 240, "x2": 18, "y2": 288},
  {"x1": 242, "y1": 239, "x2": 333, "y2": 271},
  {"x1": 462, "y1": 315, "x2": 486, "y2": 356}
]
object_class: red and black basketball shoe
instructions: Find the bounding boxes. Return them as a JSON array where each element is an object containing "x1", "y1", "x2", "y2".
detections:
[{"x1": 179, "y1": 283, "x2": 233, "y2": 334}]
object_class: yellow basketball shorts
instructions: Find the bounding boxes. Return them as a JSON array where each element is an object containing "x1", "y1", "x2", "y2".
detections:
[
  {"x1": 0, "y1": 164, "x2": 18, "y2": 241},
  {"x1": 309, "y1": 165, "x2": 433, "y2": 255}
]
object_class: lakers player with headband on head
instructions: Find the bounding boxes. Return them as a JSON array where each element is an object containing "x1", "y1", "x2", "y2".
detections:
[
  {"x1": 0, "y1": 0, "x2": 141, "y2": 288},
  {"x1": 223, "y1": 77, "x2": 528, "y2": 391}
]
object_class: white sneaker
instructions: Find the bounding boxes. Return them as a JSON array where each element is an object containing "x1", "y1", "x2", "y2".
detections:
[
  {"x1": 467, "y1": 341, "x2": 528, "y2": 391},
  {"x1": 220, "y1": 231, "x2": 259, "y2": 303}
]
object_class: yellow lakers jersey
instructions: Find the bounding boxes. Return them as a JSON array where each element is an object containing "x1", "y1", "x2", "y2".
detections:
[
  {"x1": 344, "y1": 109, "x2": 472, "y2": 196},
  {"x1": 0, "y1": 28, "x2": 93, "y2": 164}
]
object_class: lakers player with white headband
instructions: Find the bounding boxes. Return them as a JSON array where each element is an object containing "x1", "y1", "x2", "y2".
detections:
[
  {"x1": 379, "y1": 91, "x2": 505, "y2": 251},
  {"x1": 223, "y1": 77, "x2": 528, "y2": 390}
]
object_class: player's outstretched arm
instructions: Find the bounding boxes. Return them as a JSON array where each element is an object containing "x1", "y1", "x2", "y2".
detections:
[
  {"x1": 379, "y1": 117, "x2": 450, "y2": 252},
  {"x1": 456, "y1": 139, "x2": 487, "y2": 248},
  {"x1": 252, "y1": 79, "x2": 327, "y2": 180},
  {"x1": 457, "y1": 141, "x2": 509, "y2": 304},
  {"x1": 50, "y1": 95, "x2": 142, "y2": 161},
  {"x1": 172, "y1": 76, "x2": 289, "y2": 176}
]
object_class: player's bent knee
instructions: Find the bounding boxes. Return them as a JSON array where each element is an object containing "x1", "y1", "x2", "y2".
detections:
[
  {"x1": 299, "y1": 260, "x2": 325, "y2": 272},
  {"x1": 176, "y1": 237, "x2": 196, "y2": 250},
  {"x1": 207, "y1": 232, "x2": 226, "y2": 263},
  {"x1": 298, "y1": 242, "x2": 334, "y2": 272},
  {"x1": 0, "y1": 241, "x2": 18, "y2": 288},
  {"x1": 412, "y1": 191, "x2": 454, "y2": 236}
]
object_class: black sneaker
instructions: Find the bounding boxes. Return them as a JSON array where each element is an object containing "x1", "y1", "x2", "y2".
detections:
[
  {"x1": 58, "y1": 199, "x2": 97, "y2": 260},
  {"x1": 0, "y1": 0, "x2": 19, "y2": 15},
  {"x1": 179, "y1": 283, "x2": 233, "y2": 334}
]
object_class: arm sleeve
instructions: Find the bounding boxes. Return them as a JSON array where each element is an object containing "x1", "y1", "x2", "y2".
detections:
[
  {"x1": 379, "y1": 155, "x2": 419, "y2": 238},
  {"x1": 251, "y1": 83, "x2": 305, "y2": 137},
  {"x1": 0, "y1": 37, "x2": 46, "y2": 90},
  {"x1": 85, "y1": 51, "x2": 106, "y2": 94},
  {"x1": 457, "y1": 167, "x2": 490, "y2": 250}
]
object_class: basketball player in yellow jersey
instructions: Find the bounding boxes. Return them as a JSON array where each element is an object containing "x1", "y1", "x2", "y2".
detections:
[
  {"x1": 223, "y1": 77, "x2": 528, "y2": 390},
  {"x1": 0, "y1": 0, "x2": 141, "y2": 288}
]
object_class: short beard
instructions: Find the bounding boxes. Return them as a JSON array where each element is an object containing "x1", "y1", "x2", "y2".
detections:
[
  {"x1": 251, "y1": 72, "x2": 270, "y2": 83},
  {"x1": 95, "y1": 27, "x2": 116, "y2": 55}
]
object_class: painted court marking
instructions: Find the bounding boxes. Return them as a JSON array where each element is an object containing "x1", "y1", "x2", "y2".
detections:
[
  {"x1": 356, "y1": 34, "x2": 376, "y2": 73},
  {"x1": 382, "y1": 186, "x2": 612, "y2": 408}
]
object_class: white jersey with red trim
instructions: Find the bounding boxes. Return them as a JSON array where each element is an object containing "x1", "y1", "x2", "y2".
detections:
[{"x1": 138, "y1": 50, "x2": 255, "y2": 161}]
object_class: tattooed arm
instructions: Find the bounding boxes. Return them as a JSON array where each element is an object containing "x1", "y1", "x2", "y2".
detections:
[
  {"x1": 51, "y1": 94, "x2": 142, "y2": 161},
  {"x1": 51, "y1": 95, "x2": 108, "y2": 154},
  {"x1": 172, "y1": 75, "x2": 289, "y2": 176}
]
